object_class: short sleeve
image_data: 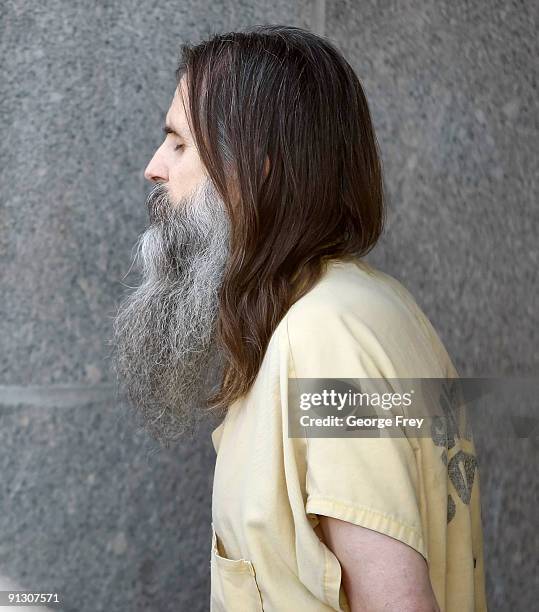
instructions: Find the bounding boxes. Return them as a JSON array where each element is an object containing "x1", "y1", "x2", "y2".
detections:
[{"x1": 285, "y1": 302, "x2": 427, "y2": 561}]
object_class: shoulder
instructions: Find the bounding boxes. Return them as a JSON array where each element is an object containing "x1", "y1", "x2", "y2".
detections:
[
  {"x1": 286, "y1": 259, "x2": 409, "y2": 328},
  {"x1": 282, "y1": 259, "x2": 454, "y2": 378}
]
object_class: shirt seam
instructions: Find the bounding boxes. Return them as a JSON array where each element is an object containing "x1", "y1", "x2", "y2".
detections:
[{"x1": 285, "y1": 317, "x2": 340, "y2": 609}]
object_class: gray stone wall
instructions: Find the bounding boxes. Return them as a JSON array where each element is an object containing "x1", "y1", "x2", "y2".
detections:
[{"x1": 1, "y1": 1, "x2": 536, "y2": 610}]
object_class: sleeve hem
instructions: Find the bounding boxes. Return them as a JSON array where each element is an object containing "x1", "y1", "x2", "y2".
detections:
[{"x1": 306, "y1": 495, "x2": 427, "y2": 562}]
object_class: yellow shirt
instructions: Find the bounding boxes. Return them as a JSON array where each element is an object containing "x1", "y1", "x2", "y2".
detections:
[{"x1": 210, "y1": 258, "x2": 487, "y2": 611}]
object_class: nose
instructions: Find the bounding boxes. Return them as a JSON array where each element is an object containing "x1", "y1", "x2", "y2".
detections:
[{"x1": 143, "y1": 152, "x2": 168, "y2": 183}]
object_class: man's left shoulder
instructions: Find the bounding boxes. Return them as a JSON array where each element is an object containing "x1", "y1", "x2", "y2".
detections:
[
  {"x1": 285, "y1": 263, "x2": 415, "y2": 340},
  {"x1": 282, "y1": 262, "x2": 452, "y2": 379}
]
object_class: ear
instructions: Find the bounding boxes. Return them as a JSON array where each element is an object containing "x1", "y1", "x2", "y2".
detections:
[{"x1": 263, "y1": 155, "x2": 271, "y2": 180}]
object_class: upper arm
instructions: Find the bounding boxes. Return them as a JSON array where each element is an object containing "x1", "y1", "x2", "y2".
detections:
[
  {"x1": 284, "y1": 301, "x2": 444, "y2": 610},
  {"x1": 317, "y1": 515, "x2": 441, "y2": 612}
]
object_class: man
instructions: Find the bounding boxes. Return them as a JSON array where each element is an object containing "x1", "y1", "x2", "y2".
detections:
[{"x1": 112, "y1": 25, "x2": 487, "y2": 611}]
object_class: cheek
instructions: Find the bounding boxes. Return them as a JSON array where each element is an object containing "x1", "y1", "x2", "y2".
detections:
[
  {"x1": 168, "y1": 160, "x2": 205, "y2": 200},
  {"x1": 169, "y1": 151, "x2": 207, "y2": 195}
]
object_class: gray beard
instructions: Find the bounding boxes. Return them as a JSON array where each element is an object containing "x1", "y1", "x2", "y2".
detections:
[{"x1": 111, "y1": 178, "x2": 231, "y2": 446}]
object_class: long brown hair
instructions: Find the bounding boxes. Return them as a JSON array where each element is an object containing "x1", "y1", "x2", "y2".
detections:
[{"x1": 175, "y1": 25, "x2": 386, "y2": 412}]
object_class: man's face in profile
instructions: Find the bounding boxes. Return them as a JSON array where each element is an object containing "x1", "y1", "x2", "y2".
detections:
[{"x1": 111, "y1": 77, "x2": 231, "y2": 445}]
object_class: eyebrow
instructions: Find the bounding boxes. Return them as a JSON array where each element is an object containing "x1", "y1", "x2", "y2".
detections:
[{"x1": 162, "y1": 122, "x2": 189, "y2": 139}]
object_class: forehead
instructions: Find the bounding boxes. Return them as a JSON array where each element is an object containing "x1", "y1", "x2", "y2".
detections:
[{"x1": 166, "y1": 80, "x2": 191, "y2": 134}]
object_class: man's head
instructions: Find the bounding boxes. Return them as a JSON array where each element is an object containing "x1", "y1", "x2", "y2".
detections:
[{"x1": 112, "y1": 25, "x2": 385, "y2": 446}]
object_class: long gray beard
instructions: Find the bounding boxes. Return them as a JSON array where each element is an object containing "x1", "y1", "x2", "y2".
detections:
[{"x1": 111, "y1": 178, "x2": 231, "y2": 446}]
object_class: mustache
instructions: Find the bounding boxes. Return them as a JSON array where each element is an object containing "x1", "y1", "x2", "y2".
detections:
[{"x1": 146, "y1": 182, "x2": 170, "y2": 223}]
